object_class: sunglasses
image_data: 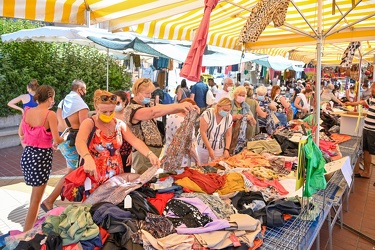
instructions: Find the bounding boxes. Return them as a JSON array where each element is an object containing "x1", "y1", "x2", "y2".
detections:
[
  {"x1": 138, "y1": 78, "x2": 151, "y2": 87},
  {"x1": 96, "y1": 95, "x2": 117, "y2": 103}
]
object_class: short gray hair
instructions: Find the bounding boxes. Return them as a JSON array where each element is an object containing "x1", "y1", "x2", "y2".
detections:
[
  {"x1": 256, "y1": 85, "x2": 267, "y2": 96},
  {"x1": 71, "y1": 79, "x2": 85, "y2": 91}
]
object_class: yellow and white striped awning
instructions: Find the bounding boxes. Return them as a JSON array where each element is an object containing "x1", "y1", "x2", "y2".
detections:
[{"x1": 2, "y1": 0, "x2": 375, "y2": 65}]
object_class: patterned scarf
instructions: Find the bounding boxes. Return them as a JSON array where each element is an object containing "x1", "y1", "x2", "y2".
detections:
[{"x1": 161, "y1": 110, "x2": 199, "y2": 171}]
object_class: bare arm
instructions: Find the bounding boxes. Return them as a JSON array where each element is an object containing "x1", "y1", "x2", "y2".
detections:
[
  {"x1": 190, "y1": 93, "x2": 195, "y2": 101},
  {"x1": 177, "y1": 89, "x2": 183, "y2": 102},
  {"x1": 75, "y1": 118, "x2": 98, "y2": 179},
  {"x1": 199, "y1": 117, "x2": 212, "y2": 151},
  {"x1": 47, "y1": 112, "x2": 64, "y2": 144},
  {"x1": 132, "y1": 102, "x2": 196, "y2": 124},
  {"x1": 78, "y1": 108, "x2": 89, "y2": 124},
  {"x1": 294, "y1": 96, "x2": 304, "y2": 110},
  {"x1": 256, "y1": 105, "x2": 268, "y2": 118},
  {"x1": 280, "y1": 96, "x2": 290, "y2": 109},
  {"x1": 223, "y1": 126, "x2": 232, "y2": 158},
  {"x1": 154, "y1": 95, "x2": 160, "y2": 105},
  {"x1": 8, "y1": 94, "x2": 27, "y2": 113}
]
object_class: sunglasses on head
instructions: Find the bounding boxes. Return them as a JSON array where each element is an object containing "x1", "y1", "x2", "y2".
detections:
[
  {"x1": 138, "y1": 78, "x2": 151, "y2": 87},
  {"x1": 96, "y1": 95, "x2": 117, "y2": 103}
]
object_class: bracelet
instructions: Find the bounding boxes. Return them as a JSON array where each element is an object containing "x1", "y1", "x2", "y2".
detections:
[
  {"x1": 82, "y1": 153, "x2": 90, "y2": 158},
  {"x1": 146, "y1": 150, "x2": 153, "y2": 158},
  {"x1": 224, "y1": 148, "x2": 230, "y2": 151}
]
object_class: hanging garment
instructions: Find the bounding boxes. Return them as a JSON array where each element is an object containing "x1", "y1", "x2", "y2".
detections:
[
  {"x1": 340, "y1": 41, "x2": 361, "y2": 68},
  {"x1": 303, "y1": 136, "x2": 327, "y2": 197},
  {"x1": 231, "y1": 64, "x2": 239, "y2": 71},
  {"x1": 132, "y1": 54, "x2": 141, "y2": 67},
  {"x1": 161, "y1": 110, "x2": 199, "y2": 171},
  {"x1": 231, "y1": 116, "x2": 248, "y2": 155},
  {"x1": 239, "y1": 0, "x2": 290, "y2": 43},
  {"x1": 157, "y1": 57, "x2": 169, "y2": 69}
]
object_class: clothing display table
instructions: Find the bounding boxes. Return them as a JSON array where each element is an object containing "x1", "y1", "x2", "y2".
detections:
[{"x1": 260, "y1": 137, "x2": 360, "y2": 250}]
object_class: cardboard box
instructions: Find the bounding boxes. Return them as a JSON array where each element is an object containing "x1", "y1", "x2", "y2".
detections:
[{"x1": 339, "y1": 114, "x2": 364, "y2": 136}]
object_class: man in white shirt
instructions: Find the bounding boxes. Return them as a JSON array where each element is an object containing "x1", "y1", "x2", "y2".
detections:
[
  {"x1": 208, "y1": 78, "x2": 218, "y2": 97},
  {"x1": 215, "y1": 78, "x2": 234, "y2": 102}
]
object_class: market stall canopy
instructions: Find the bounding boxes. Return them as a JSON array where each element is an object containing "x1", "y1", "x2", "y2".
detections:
[
  {"x1": 3, "y1": 1, "x2": 375, "y2": 65},
  {"x1": 2, "y1": 26, "x2": 283, "y2": 69}
]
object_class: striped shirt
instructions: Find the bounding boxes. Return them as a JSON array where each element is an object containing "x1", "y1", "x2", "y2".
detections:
[
  {"x1": 197, "y1": 108, "x2": 233, "y2": 150},
  {"x1": 365, "y1": 97, "x2": 375, "y2": 131}
]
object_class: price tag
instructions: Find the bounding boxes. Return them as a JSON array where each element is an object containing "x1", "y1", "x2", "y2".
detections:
[
  {"x1": 229, "y1": 233, "x2": 241, "y2": 247},
  {"x1": 84, "y1": 177, "x2": 91, "y2": 191},
  {"x1": 124, "y1": 195, "x2": 132, "y2": 209}
]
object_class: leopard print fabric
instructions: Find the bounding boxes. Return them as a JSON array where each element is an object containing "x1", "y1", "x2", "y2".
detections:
[
  {"x1": 340, "y1": 41, "x2": 361, "y2": 68},
  {"x1": 123, "y1": 100, "x2": 163, "y2": 148},
  {"x1": 239, "y1": 0, "x2": 290, "y2": 43}
]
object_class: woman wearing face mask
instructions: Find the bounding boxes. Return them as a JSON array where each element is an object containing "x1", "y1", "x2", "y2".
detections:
[
  {"x1": 76, "y1": 89, "x2": 160, "y2": 185},
  {"x1": 346, "y1": 85, "x2": 356, "y2": 102},
  {"x1": 113, "y1": 90, "x2": 132, "y2": 172},
  {"x1": 18, "y1": 85, "x2": 65, "y2": 232},
  {"x1": 124, "y1": 78, "x2": 198, "y2": 174},
  {"x1": 361, "y1": 83, "x2": 371, "y2": 100},
  {"x1": 271, "y1": 85, "x2": 290, "y2": 126},
  {"x1": 197, "y1": 97, "x2": 233, "y2": 164},
  {"x1": 320, "y1": 83, "x2": 345, "y2": 106}
]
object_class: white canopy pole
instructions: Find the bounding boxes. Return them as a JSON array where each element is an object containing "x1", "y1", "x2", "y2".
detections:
[
  {"x1": 315, "y1": 0, "x2": 323, "y2": 145},
  {"x1": 373, "y1": 55, "x2": 375, "y2": 83},
  {"x1": 106, "y1": 48, "x2": 109, "y2": 91}
]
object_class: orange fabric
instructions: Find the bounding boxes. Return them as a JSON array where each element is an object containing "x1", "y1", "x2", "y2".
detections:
[
  {"x1": 283, "y1": 214, "x2": 292, "y2": 220},
  {"x1": 330, "y1": 133, "x2": 351, "y2": 144},
  {"x1": 249, "y1": 226, "x2": 266, "y2": 250}
]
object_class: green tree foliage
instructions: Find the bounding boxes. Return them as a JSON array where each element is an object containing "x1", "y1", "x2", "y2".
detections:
[{"x1": 0, "y1": 18, "x2": 132, "y2": 117}]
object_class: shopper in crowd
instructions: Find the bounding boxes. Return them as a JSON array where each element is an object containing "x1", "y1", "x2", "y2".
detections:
[
  {"x1": 75, "y1": 89, "x2": 160, "y2": 183},
  {"x1": 294, "y1": 88, "x2": 313, "y2": 119},
  {"x1": 271, "y1": 85, "x2": 290, "y2": 126},
  {"x1": 215, "y1": 78, "x2": 234, "y2": 102},
  {"x1": 18, "y1": 85, "x2": 65, "y2": 232},
  {"x1": 8, "y1": 79, "x2": 39, "y2": 114},
  {"x1": 320, "y1": 83, "x2": 345, "y2": 106},
  {"x1": 346, "y1": 85, "x2": 356, "y2": 102},
  {"x1": 41, "y1": 80, "x2": 88, "y2": 212},
  {"x1": 350, "y1": 83, "x2": 375, "y2": 178},
  {"x1": 165, "y1": 98, "x2": 200, "y2": 168},
  {"x1": 151, "y1": 82, "x2": 164, "y2": 105},
  {"x1": 255, "y1": 85, "x2": 277, "y2": 134},
  {"x1": 176, "y1": 79, "x2": 191, "y2": 103},
  {"x1": 113, "y1": 90, "x2": 132, "y2": 172},
  {"x1": 124, "y1": 78, "x2": 197, "y2": 174},
  {"x1": 208, "y1": 78, "x2": 218, "y2": 97},
  {"x1": 361, "y1": 82, "x2": 371, "y2": 100},
  {"x1": 197, "y1": 97, "x2": 232, "y2": 164},
  {"x1": 245, "y1": 86, "x2": 268, "y2": 138},
  {"x1": 190, "y1": 76, "x2": 208, "y2": 111}
]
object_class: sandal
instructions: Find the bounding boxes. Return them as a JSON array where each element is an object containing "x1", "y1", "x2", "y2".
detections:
[{"x1": 40, "y1": 202, "x2": 52, "y2": 213}]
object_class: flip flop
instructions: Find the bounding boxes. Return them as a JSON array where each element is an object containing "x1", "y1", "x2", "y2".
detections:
[{"x1": 40, "y1": 202, "x2": 52, "y2": 213}]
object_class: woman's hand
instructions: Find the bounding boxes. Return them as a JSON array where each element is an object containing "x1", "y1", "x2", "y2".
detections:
[
  {"x1": 148, "y1": 153, "x2": 160, "y2": 167},
  {"x1": 208, "y1": 148, "x2": 215, "y2": 161},
  {"x1": 180, "y1": 102, "x2": 199, "y2": 113},
  {"x1": 83, "y1": 156, "x2": 98, "y2": 180},
  {"x1": 126, "y1": 153, "x2": 132, "y2": 166},
  {"x1": 223, "y1": 149, "x2": 230, "y2": 158},
  {"x1": 247, "y1": 115, "x2": 257, "y2": 126}
]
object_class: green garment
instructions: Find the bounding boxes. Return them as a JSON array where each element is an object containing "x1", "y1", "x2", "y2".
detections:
[
  {"x1": 303, "y1": 136, "x2": 327, "y2": 197},
  {"x1": 42, "y1": 204, "x2": 99, "y2": 246}
]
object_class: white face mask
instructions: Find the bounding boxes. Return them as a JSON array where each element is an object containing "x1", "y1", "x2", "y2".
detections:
[
  {"x1": 115, "y1": 104, "x2": 124, "y2": 112},
  {"x1": 227, "y1": 86, "x2": 233, "y2": 92}
]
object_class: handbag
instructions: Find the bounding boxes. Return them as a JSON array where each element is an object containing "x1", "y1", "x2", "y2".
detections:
[
  {"x1": 60, "y1": 118, "x2": 96, "y2": 202},
  {"x1": 61, "y1": 99, "x2": 79, "y2": 147},
  {"x1": 156, "y1": 120, "x2": 166, "y2": 143}
]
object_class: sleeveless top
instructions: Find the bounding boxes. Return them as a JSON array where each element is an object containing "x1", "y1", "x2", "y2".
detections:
[
  {"x1": 87, "y1": 118, "x2": 124, "y2": 189},
  {"x1": 23, "y1": 93, "x2": 38, "y2": 109},
  {"x1": 22, "y1": 108, "x2": 52, "y2": 148},
  {"x1": 274, "y1": 94, "x2": 285, "y2": 113}
]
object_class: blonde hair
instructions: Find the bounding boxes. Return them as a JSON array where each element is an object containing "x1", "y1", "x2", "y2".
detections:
[
  {"x1": 233, "y1": 86, "x2": 246, "y2": 98},
  {"x1": 132, "y1": 78, "x2": 155, "y2": 95},
  {"x1": 256, "y1": 85, "x2": 267, "y2": 96},
  {"x1": 246, "y1": 86, "x2": 253, "y2": 98},
  {"x1": 214, "y1": 97, "x2": 232, "y2": 113}
]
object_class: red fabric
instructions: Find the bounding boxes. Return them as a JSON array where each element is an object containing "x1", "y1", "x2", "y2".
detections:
[
  {"x1": 179, "y1": 0, "x2": 220, "y2": 82},
  {"x1": 319, "y1": 140, "x2": 336, "y2": 151},
  {"x1": 172, "y1": 168, "x2": 226, "y2": 194},
  {"x1": 147, "y1": 193, "x2": 174, "y2": 215},
  {"x1": 63, "y1": 243, "x2": 81, "y2": 250},
  {"x1": 94, "y1": 227, "x2": 110, "y2": 250},
  {"x1": 242, "y1": 172, "x2": 289, "y2": 195}
]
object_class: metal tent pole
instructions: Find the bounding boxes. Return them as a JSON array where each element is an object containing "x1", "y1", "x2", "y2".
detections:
[
  {"x1": 106, "y1": 48, "x2": 109, "y2": 91},
  {"x1": 314, "y1": 0, "x2": 323, "y2": 146}
]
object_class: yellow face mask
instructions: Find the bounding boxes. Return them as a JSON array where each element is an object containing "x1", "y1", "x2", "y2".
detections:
[{"x1": 99, "y1": 112, "x2": 114, "y2": 123}]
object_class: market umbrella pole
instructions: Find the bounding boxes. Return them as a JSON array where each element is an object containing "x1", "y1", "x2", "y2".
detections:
[
  {"x1": 179, "y1": 0, "x2": 219, "y2": 82},
  {"x1": 314, "y1": 0, "x2": 323, "y2": 146},
  {"x1": 106, "y1": 48, "x2": 109, "y2": 91}
]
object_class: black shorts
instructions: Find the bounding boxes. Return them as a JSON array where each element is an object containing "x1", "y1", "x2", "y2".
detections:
[{"x1": 363, "y1": 129, "x2": 375, "y2": 155}]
